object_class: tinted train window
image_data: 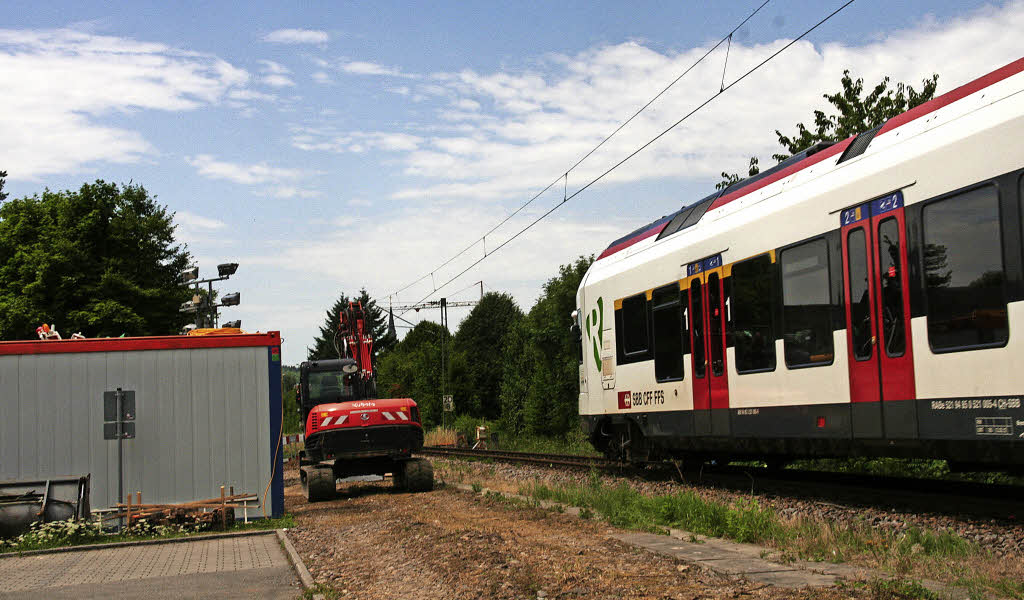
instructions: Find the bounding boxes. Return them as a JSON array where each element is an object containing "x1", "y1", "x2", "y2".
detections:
[
  {"x1": 691, "y1": 280, "x2": 706, "y2": 378},
  {"x1": 846, "y1": 229, "x2": 873, "y2": 361},
  {"x1": 877, "y1": 217, "x2": 906, "y2": 357},
  {"x1": 732, "y1": 254, "x2": 776, "y2": 372},
  {"x1": 708, "y1": 273, "x2": 725, "y2": 376},
  {"x1": 652, "y1": 284, "x2": 684, "y2": 381},
  {"x1": 923, "y1": 185, "x2": 1008, "y2": 350},
  {"x1": 621, "y1": 293, "x2": 650, "y2": 355},
  {"x1": 781, "y1": 238, "x2": 834, "y2": 367}
]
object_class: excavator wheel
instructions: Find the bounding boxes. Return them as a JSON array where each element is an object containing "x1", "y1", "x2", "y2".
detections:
[
  {"x1": 302, "y1": 466, "x2": 336, "y2": 502},
  {"x1": 394, "y1": 458, "x2": 433, "y2": 493}
]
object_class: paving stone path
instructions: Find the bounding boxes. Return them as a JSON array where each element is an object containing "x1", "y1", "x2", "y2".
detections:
[{"x1": 0, "y1": 533, "x2": 298, "y2": 599}]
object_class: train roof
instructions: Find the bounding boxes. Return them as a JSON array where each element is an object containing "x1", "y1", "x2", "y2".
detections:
[{"x1": 595, "y1": 56, "x2": 1024, "y2": 263}]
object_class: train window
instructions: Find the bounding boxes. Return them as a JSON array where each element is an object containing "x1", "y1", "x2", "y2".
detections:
[
  {"x1": 877, "y1": 218, "x2": 906, "y2": 357},
  {"x1": 708, "y1": 273, "x2": 725, "y2": 376},
  {"x1": 732, "y1": 254, "x2": 776, "y2": 372},
  {"x1": 652, "y1": 284, "x2": 685, "y2": 381},
  {"x1": 923, "y1": 185, "x2": 1008, "y2": 351},
  {"x1": 621, "y1": 293, "x2": 650, "y2": 355},
  {"x1": 847, "y1": 229, "x2": 873, "y2": 361},
  {"x1": 691, "y1": 279, "x2": 706, "y2": 378},
  {"x1": 781, "y1": 238, "x2": 834, "y2": 367}
]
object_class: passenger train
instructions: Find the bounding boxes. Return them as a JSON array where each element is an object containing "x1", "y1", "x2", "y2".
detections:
[{"x1": 575, "y1": 57, "x2": 1024, "y2": 472}]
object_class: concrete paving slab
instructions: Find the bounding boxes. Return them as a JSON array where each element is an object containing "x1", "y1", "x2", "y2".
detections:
[
  {"x1": 612, "y1": 532, "x2": 839, "y2": 588},
  {"x1": 0, "y1": 532, "x2": 298, "y2": 599},
  {"x1": 697, "y1": 556, "x2": 796, "y2": 575}
]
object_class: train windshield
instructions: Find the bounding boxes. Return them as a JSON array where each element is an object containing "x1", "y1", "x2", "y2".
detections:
[{"x1": 307, "y1": 370, "x2": 352, "y2": 404}]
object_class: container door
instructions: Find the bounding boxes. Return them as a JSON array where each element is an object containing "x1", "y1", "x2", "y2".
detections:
[{"x1": 841, "y1": 192, "x2": 916, "y2": 439}]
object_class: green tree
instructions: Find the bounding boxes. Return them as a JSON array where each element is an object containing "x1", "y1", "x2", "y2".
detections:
[
  {"x1": 0, "y1": 171, "x2": 7, "y2": 203},
  {"x1": 451, "y1": 292, "x2": 524, "y2": 419},
  {"x1": 0, "y1": 180, "x2": 192, "y2": 338},
  {"x1": 377, "y1": 320, "x2": 449, "y2": 426},
  {"x1": 499, "y1": 256, "x2": 593, "y2": 436},
  {"x1": 307, "y1": 288, "x2": 396, "y2": 361},
  {"x1": 719, "y1": 70, "x2": 940, "y2": 187},
  {"x1": 282, "y1": 366, "x2": 300, "y2": 433}
]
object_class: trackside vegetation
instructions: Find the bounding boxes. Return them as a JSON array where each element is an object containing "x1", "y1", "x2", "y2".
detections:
[
  {"x1": 0, "y1": 515, "x2": 295, "y2": 554},
  {"x1": 505, "y1": 471, "x2": 1022, "y2": 600}
]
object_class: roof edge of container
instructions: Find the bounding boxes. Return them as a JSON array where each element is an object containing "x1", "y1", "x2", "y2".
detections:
[{"x1": 0, "y1": 331, "x2": 282, "y2": 356}]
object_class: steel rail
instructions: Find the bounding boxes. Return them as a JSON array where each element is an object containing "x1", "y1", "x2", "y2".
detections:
[{"x1": 420, "y1": 446, "x2": 1024, "y2": 505}]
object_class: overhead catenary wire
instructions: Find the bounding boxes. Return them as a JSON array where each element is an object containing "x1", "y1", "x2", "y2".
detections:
[
  {"x1": 383, "y1": 0, "x2": 773, "y2": 303},
  {"x1": 395, "y1": 0, "x2": 857, "y2": 318}
]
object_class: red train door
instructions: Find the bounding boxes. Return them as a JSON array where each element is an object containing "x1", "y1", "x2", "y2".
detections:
[
  {"x1": 840, "y1": 191, "x2": 916, "y2": 438},
  {"x1": 687, "y1": 254, "x2": 729, "y2": 436}
]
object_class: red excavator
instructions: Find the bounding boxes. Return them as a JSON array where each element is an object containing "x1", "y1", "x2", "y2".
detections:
[{"x1": 297, "y1": 301, "x2": 432, "y2": 501}]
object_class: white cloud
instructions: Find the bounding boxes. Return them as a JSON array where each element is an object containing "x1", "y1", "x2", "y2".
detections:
[
  {"x1": 258, "y1": 59, "x2": 290, "y2": 74},
  {"x1": 174, "y1": 211, "x2": 230, "y2": 246},
  {"x1": 0, "y1": 28, "x2": 250, "y2": 180},
  {"x1": 294, "y1": 2, "x2": 1024, "y2": 205},
  {"x1": 246, "y1": 203, "x2": 624, "y2": 314},
  {"x1": 263, "y1": 29, "x2": 328, "y2": 45},
  {"x1": 185, "y1": 154, "x2": 321, "y2": 199},
  {"x1": 261, "y1": 73, "x2": 295, "y2": 87},
  {"x1": 228, "y1": 89, "x2": 276, "y2": 102},
  {"x1": 311, "y1": 71, "x2": 331, "y2": 84},
  {"x1": 341, "y1": 61, "x2": 418, "y2": 78},
  {"x1": 290, "y1": 128, "x2": 424, "y2": 153},
  {"x1": 271, "y1": 186, "x2": 322, "y2": 199},
  {"x1": 176, "y1": 211, "x2": 226, "y2": 231}
]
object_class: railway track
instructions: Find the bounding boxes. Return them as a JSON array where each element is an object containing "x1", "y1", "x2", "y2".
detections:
[{"x1": 420, "y1": 446, "x2": 1024, "y2": 508}]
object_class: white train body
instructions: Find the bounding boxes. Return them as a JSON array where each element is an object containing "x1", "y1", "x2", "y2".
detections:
[{"x1": 576, "y1": 58, "x2": 1024, "y2": 468}]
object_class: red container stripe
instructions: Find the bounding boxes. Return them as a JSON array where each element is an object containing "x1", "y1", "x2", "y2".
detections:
[{"x1": 0, "y1": 332, "x2": 281, "y2": 356}]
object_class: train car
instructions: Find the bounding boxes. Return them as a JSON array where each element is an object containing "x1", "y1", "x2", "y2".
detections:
[{"x1": 576, "y1": 57, "x2": 1024, "y2": 472}]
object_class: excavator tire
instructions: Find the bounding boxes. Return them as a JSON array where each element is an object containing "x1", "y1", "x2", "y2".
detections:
[
  {"x1": 302, "y1": 466, "x2": 336, "y2": 502},
  {"x1": 394, "y1": 458, "x2": 433, "y2": 493}
]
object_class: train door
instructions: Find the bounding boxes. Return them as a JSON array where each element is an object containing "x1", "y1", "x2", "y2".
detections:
[
  {"x1": 687, "y1": 254, "x2": 730, "y2": 436},
  {"x1": 841, "y1": 191, "x2": 916, "y2": 438}
]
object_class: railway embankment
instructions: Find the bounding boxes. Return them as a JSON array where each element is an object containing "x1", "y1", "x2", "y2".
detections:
[{"x1": 432, "y1": 457, "x2": 1024, "y2": 599}]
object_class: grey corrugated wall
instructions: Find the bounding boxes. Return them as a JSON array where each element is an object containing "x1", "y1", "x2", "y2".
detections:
[{"x1": 0, "y1": 346, "x2": 272, "y2": 514}]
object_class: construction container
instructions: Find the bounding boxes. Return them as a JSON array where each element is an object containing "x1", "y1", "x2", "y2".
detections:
[{"x1": 0, "y1": 333, "x2": 284, "y2": 518}]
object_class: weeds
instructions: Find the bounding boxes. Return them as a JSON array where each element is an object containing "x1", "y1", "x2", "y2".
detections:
[
  {"x1": 0, "y1": 514, "x2": 295, "y2": 554},
  {"x1": 867, "y1": 577, "x2": 939, "y2": 600},
  {"x1": 526, "y1": 478, "x2": 786, "y2": 543}
]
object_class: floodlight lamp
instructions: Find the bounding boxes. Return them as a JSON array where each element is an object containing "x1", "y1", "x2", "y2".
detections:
[
  {"x1": 221, "y1": 292, "x2": 240, "y2": 306},
  {"x1": 217, "y1": 263, "x2": 239, "y2": 277},
  {"x1": 223, "y1": 320, "x2": 241, "y2": 328},
  {"x1": 181, "y1": 266, "x2": 199, "y2": 283}
]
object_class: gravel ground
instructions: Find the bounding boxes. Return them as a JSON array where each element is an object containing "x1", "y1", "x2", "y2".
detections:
[
  {"x1": 282, "y1": 468, "x2": 875, "y2": 600},
  {"x1": 431, "y1": 458, "x2": 1024, "y2": 558}
]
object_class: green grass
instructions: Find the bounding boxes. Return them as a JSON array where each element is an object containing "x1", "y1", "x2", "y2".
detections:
[
  {"x1": 0, "y1": 514, "x2": 294, "y2": 554},
  {"x1": 865, "y1": 578, "x2": 940, "y2": 600},
  {"x1": 523, "y1": 471, "x2": 786, "y2": 544},
  {"x1": 515, "y1": 474, "x2": 1024, "y2": 599}
]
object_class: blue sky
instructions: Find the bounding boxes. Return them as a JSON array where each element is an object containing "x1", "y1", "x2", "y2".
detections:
[{"x1": 1, "y1": 0, "x2": 1021, "y2": 364}]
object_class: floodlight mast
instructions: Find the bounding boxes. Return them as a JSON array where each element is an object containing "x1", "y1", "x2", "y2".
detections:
[{"x1": 178, "y1": 262, "x2": 241, "y2": 329}]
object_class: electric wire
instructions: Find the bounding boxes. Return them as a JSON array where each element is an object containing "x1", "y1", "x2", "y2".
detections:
[
  {"x1": 396, "y1": 0, "x2": 856, "y2": 317},
  {"x1": 383, "y1": 0, "x2": 773, "y2": 302}
]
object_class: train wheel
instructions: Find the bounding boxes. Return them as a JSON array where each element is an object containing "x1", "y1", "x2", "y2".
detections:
[
  {"x1": 302, "y1": 466, "x2": 336, "y2": 502},
  {"x1": 395, "y1": 458, "x2": 433, "y2": 493}
]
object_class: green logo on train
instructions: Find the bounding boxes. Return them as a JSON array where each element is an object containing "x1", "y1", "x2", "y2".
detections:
[{"x1": 585, "y1": 297, "x2": 603, "y2": 367}]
